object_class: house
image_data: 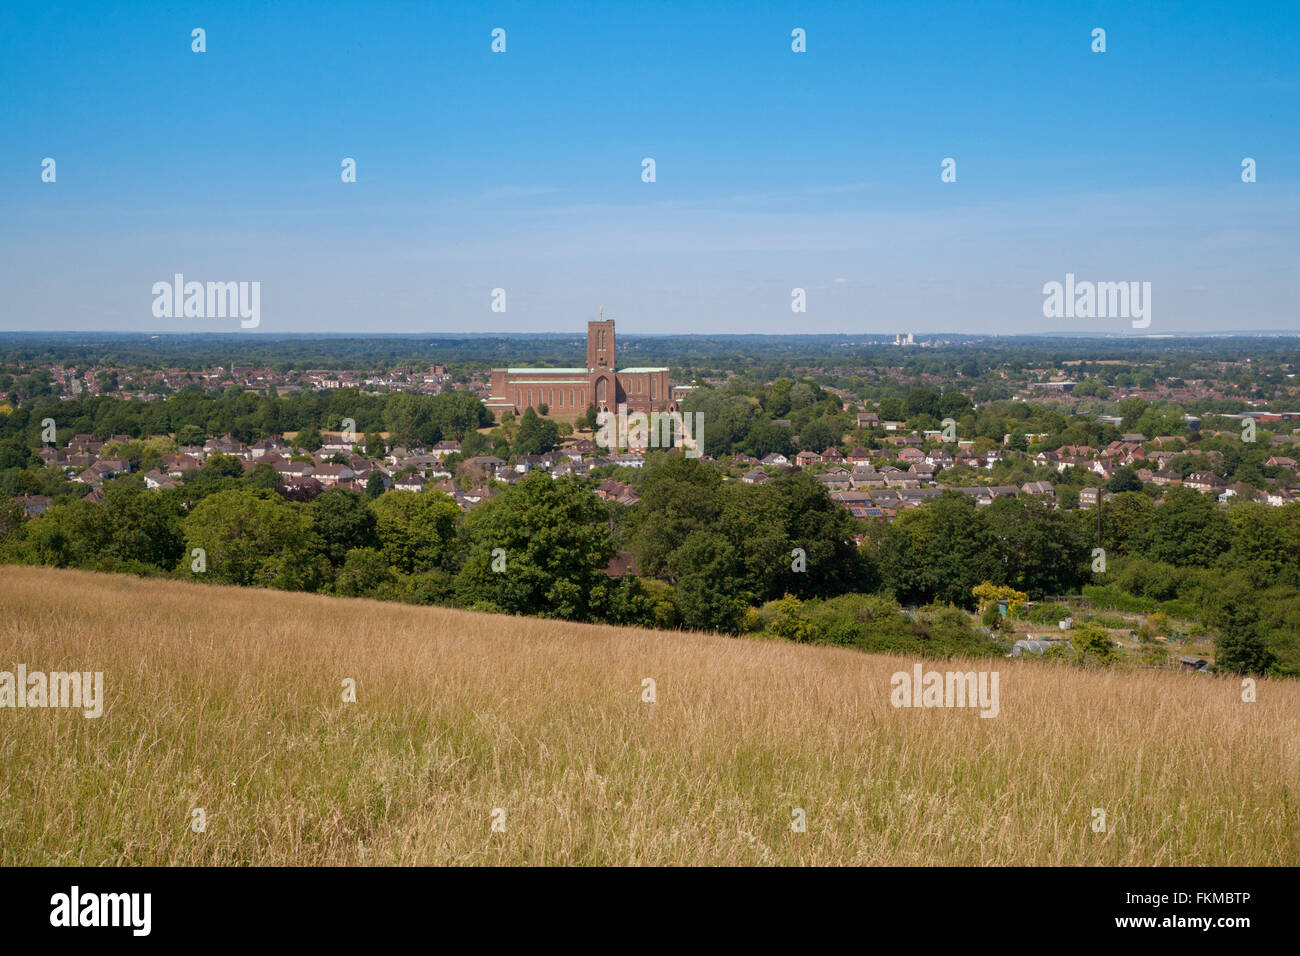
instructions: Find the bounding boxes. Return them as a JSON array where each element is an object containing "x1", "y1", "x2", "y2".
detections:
[
  {"x1": 818, "y1": 470, "x2": 852, "y2": 491},
  {"x1": 204, "y1": 434, "x2": 249, "y2": 458},
  {"x1": 856, "y1": 412, "x2": 879, "y2": 428},
  {"x1": 847, "y1": 447, "x2": 872, "y2": 466},
  {"x1": 250, "y1": 436, "x2": 288, "y2": 458},
  {"x1": 897, "y1": 448, "x2": 925, "y2": 464},
  {"x1": 1221, "y1": 482, "x2": 1264, "y2": 504},
  {"x1": 22, "y1": 494, "x2": 51, "y2": 517},
  {"x1": 275, "y1": 460, "x2": 315, "y2": 479},
  {"x1": 1078, "y1": 487, "x2": 1113, "y2": 508},
  {"x1": 1185, "y1": 471, "x2": 1227, "y2": 494},
  {"x1": 461, "y1": 485, "x2": 497, "y2": 507},
  {"x1": 760, "y1": 452, "x2": 789, "y2": 467},
  {"x1": 142, "y1": 469, "x2": 178, "y2": 490},
  {"x1": 1021, "y1": 481, "x2": 1055, "y2": 496},
  {"x1": 821, "y1": 447, "x2": 844, "y2": 462},
  {"x1": 312, "y1": 463, "x2": 356, "y2": 487},
  {"x1": 1178, "y1": 656, "x2": 1209, "y2": 673},
  {"x1": 1267, "y1": 488, "x2": 1293, "y2": 507},
  {"x1": 432, "y1": 440, "x2": 462, "y2": 458},
  {"x1": 741, "y1": 469, "x2": 769, "y2": 485},
  {"x1": 394, "y1": 475, "x2": 427, "y2": 493},
  {"x1": 794, "y1": 450, "x2": 821, "y2": 467},
  {"x1": 595, "y1": 479, "x2": 640, "y2": 506}
]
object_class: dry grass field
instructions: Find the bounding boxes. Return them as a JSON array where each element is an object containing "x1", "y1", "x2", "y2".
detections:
[{"x1": 1, "y1": 564, "x2": 1296, "y2": 865}]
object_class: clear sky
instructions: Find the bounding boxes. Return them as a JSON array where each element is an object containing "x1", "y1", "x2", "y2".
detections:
[{"x1": 2, "y1": 0, "x2": 1297, "y2": 336}]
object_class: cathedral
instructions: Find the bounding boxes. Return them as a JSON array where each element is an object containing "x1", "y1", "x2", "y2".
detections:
[{"x1": 485, "y1": 318, "x2": 682, "y2": 417}]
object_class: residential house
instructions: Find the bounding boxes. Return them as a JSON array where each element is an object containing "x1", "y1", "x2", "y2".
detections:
[{"x1": 1185, "y1": 471, "x2": 1227, "y2": 494}]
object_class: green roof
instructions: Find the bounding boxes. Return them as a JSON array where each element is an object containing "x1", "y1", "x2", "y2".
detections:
[{"x1": 504, "y1": 367, "x2": 586, "y2": 375}]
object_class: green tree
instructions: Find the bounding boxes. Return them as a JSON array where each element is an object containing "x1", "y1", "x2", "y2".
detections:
[
  {"x1": 309, "y1": 488, "x2": 378, "y2": 566},
  {"x1": 332, "y1": 547, "x2": 396, "y2": 597},
  {"x1": 1140, "y1": 487, "x2": 1231, "y2": 567},
  {"x1": 294, "y1": 426, "x2": 324, "y2": 452},
  {"x1": 181, "y1": 489, "x2": 328, "y2": 590},
  {"x1": 1107, "y1": 465, "x2": 1143, "y2": 494},
  {"x1": 671, "y1": 530, "x2": 746, "y2": 632},
  {"x1": 514, "y1": 407, "x2": 559, "y2": 456},
  {"x1": 455, "y1": 471, "x2": 614, "y2": 620},
  {"x1": 369, "y1": 490, "x2": 460, "y2": 574}
]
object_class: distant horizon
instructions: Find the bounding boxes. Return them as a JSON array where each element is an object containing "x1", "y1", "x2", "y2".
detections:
[{"x1": 3, "y1": 329, "x2": 1299, "y2": 341}]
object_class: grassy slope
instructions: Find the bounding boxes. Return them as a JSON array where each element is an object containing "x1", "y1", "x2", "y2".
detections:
[{"x1": 0, "y1": 565, "x2": 1295, "y2": 865}]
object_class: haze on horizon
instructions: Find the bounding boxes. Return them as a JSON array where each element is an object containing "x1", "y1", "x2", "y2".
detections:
[{"x1": 2, "y1": 1, "x2": 1297, "y2": 337}]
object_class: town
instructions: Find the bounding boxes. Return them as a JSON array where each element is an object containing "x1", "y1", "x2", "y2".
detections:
[{"x1": 1, "y1": 329, "x2": 1297, "y2": 678}]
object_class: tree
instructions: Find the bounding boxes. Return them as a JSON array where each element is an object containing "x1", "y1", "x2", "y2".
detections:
[
  {"x1": 97, "y1": 480, "x2": 184, "y2": 569},
  {"x1": 295, "y1": 426, "x2": 323, "y2": 452},
  {"x1": 514, "y1": 407, "x2": 559, "y2": 456},
  {"x1": 369, "y1": 490, "x2": 460, "y2": 574},
  {"x1": 796, "y1": 417, "x2": 840, "y2": 453},
  {"x1": 332, "y1": 548, "x2": 395, "y2": 597},
  {"x1": 671, "y1": 530, "x2": 746, "y2": 633},
  {"x1": 247, "y1": 462, "x2": 283, "y2": 490},
  {"x1": 875, "y1": 492, "x2": 996, "y2": 607},
  {"x1": 1071, "y1": 624, "x2": 1118, "y2": 667},
  {"x1": 1107, "y1": 465, "x2": 1143, "y2": 494},
  {"x1": 176, "y1": 424, "x2": 206, "y2": 446},
  {"x1": 309, "y1": 488, "x2": 378, "y2": 566},
  {"x1": 1202, "y1": 577, "x2": 1275, "y2": 675},
  {"x1": 1214, "y1": 618, "x2": 1274, "y2": 676},
  {"x1": 455, "y1": 471, "x2": 614, "y2": 620},
  {"x1": 722, "y1": 469, "x2": 874, "y2": 602},
  {"x1": 1140, "y1": 487, "x2": 1231, "y2": 567},
  {"x1": 181, "y1": 489, "x2": 328, "y2": 590},
  {"x1": 629, "y1": 455, "x2": 724, "y2": 577}
]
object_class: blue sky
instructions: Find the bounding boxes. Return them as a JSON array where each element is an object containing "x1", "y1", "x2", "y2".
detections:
[{"x1": 1, "y1": 0, "x2": 1297, "y2": 335}]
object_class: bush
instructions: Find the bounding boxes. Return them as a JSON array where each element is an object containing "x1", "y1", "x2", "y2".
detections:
[{"x1": 1082, "y1": 584, "x2": 1155, "y2": 613}]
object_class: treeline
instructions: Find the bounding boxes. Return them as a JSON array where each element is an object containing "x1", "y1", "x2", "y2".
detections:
[
  {"x1": 3, "y1": 445, "x2": 1297, "y2": 675},
  {"x1": 0, "y1": 388, "x2": 491, "y2": 456},
  {"x1": 0, "y1": 454, "x2": 1004, "y2": 659}
]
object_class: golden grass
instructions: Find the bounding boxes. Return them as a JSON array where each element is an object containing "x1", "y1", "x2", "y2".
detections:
[{"x1": 1, "y1": 564, "x2": 1296, "y2": 865}]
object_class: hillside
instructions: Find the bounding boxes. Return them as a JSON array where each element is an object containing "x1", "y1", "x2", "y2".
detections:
[{"x1": 1, "y1": 565, "x2": 1296, "y2": 865}]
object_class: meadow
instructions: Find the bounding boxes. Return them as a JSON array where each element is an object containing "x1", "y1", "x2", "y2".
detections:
[{"x1": 1, "y1": 565, "x2": 1295, "y2": 865}]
